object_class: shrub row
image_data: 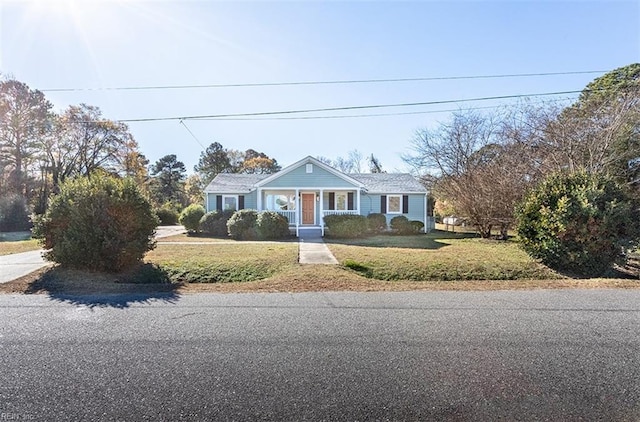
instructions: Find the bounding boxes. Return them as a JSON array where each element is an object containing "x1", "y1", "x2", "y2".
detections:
[
  {"x1": 182, "y1": 208, "x2": 291, "y2": 240},
  {"x1": 324, "y1": 213, "x2": 424, "y2": 238}
]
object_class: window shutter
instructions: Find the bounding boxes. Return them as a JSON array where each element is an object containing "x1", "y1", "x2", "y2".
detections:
[
  {"x1": 381, "y1": 195, "x2": 387, "y2": 214},
  {"x1": 347, "y1": 192, "x2": 354, "y2": 210},
  {"x1": 238, "y1": 195, "x2": 245, "y2": 210},
  {"x1": 402, "y1": 195, "x2": 409, "y2": 214},
  {"x1": 216, "y1": 195, "x2": 222, "y2": 211},
  {"x1": 329, "y1": 192, "x2": 335, "y2": 210}
]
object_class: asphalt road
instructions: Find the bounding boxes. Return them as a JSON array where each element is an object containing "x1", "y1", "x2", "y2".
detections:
[{"x1": 1, "y1": 290, "x2": 639, "y2": 421}]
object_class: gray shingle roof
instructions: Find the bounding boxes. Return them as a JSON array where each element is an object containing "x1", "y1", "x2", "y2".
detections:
[
  {"x1": 203, "y1": 172, "x2": 426, "y2": 194},
  {"x1": 203, "y1": 173, "x2": 269, "y2": 193},
  {"x1": 351, "y1": 173, "x2": 427, "y2": 193}
]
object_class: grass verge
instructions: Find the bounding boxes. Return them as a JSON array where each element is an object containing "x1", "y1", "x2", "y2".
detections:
[{"x1": 0, "y1": 239, "x2": 41, "y2": 256}]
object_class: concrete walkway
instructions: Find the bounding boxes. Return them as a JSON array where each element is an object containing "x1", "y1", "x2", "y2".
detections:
[{"x1": 298, "y1": 230, "x2": 339, "y2": 265}]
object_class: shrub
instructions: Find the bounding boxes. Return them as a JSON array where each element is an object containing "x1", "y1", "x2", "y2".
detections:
[
  {"x1": 367, "y1": 213, "x2": 387, "y2": 233},
  {"x1": 199, "y1": 210, "x2": 235, "y2": 237},
  {"x1": 256, "y1": 211, "x2": 290, "y2": 240},
  {"x1": 227, "y1": 209, "x2": 259, "y2": 240},
  {"x1": 0, "y1": 194, "x2": 31, "y2": 232},
  {"x1": 34, "y1": 174, "x2": 158, "y2": 272},
  {"x1": 179, "y1": 204, "x2": 206, "y2": 233},
  {"x1": 410, "y1": 220, "x2": 425, "y2": 233},
  {"x1": 516, "y1": 171, "x2": 640, "y2": 277},
  {"x1": 390, "y1": 215, "x2": 413, "y2": 235},
  {"x1": 324, "y1": 214, "x2": 369, "y2": 238},
  {"x1": 155, "y1": 207, "x2": 179, "y2": 225}
]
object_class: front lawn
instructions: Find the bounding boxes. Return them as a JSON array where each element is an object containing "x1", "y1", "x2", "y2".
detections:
[
  {"x1": 145, "y1": 242, "x2": 299, "y2": 283},
  {"x1": 326, "y1": 232, "x2": 559, "y2": 281}
]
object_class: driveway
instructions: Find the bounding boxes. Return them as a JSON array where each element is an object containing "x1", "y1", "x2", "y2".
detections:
[{"x1": 0, "y1": 226, "x2": 186, "y2": 283}]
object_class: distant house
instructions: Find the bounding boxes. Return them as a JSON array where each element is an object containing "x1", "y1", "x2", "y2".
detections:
[{"x1": 203, "y1": 156, "x2": 434, "y2": 236}]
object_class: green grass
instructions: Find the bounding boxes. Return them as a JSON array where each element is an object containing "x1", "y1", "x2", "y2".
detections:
[
  {"x1": 145, "y1": 242, "x2": 299, "y2": 283},
  {"x1": 0, "y1": 239, "x2": 41, "y2": 256},
  {"x1": 326, "y1": 232, "x2": 558, "y2": 281}
]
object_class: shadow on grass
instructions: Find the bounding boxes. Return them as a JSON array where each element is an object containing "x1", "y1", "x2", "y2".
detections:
[
  {"x1": 325, "y1": 230, "x2": 479, "y2": 250},
  {"x1": 25, "y1": 264, "x2": 181, "y2": 309}
]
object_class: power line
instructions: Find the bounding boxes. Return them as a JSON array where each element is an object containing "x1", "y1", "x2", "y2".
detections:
[
  {"x1": 179, "y1": 120, "x2": 205, "y2": 149},
  {"x1": 40, "y1": 70, "x2": 608, "y2": 92},
  {"x1": 193, "y1": 96, "x2": 580, "y2": 121},
  {"x1": 116, "y1": 90, "x2": 583, "y2": 123}
]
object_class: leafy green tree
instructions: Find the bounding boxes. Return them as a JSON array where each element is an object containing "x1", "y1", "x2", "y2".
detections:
[
  {"x1": 516, "y1": 171, "x2": 640, "y2": 277},
  {"x1": 150, "y1": 154, "x2": 187, "y2": 206},
  {"x1": 194, "y1": 142, "x2": 232, "y2": 184},
  {"x1": 35, "y1": 173, "x2": 158, "y2": 272}
]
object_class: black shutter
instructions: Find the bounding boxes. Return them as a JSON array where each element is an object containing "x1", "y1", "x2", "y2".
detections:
[
  {"x1": 216, "y1": 195, "x2": 222, "y2": 211},
  {"x1": 381, "y1": 195, "x2": 387, "y2": 213},
  {"x1": 402, "y1": 195, "x2": 409, "y2": 214},
  {"x1": 238, "y1": 195, "x2": 244, "y2": 210},
  {"x1": 329, "y1": 192, "x2": 335, "y2": 210},
  {"x1": 347, "y1": 192, "x2": 354, "y2": 210}
]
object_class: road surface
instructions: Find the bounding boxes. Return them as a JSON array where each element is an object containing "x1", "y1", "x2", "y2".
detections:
[{"x1": 1, "y1": 290, "x2": 639, "y2": 420}]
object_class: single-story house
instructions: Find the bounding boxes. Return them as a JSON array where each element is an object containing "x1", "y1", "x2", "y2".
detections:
[{"x1": 203, "y1": 156, "x2": 435, "y2": 236}]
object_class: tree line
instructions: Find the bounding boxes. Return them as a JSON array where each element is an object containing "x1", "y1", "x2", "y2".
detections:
[{"x1": 403, "y1": 63, "x2": 640, "y2": 239}]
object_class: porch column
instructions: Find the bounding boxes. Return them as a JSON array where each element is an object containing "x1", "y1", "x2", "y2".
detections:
[
  {"x1": 319, "y1": 189, "x2": 324, "y2": 236},
  {"x1": 256, "y1": 188, "x2": 262, "y2": 211},
  {"x1": 357, "y1": 189, "x2": 361, "y2": 215},
  {"x1": 424, "y1": 194, "x2": 428, "y2": 233},
  {"x1": 295, "y1": 188, "x2": 299, "y2": 237}
]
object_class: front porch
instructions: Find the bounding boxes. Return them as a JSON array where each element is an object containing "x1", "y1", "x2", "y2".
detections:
[{"x1": 257, "y1": 188, "x2": 361, "y2": 237}]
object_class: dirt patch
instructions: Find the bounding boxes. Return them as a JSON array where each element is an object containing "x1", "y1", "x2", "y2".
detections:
[{"x1": 1, "y1": 265, "x2": 639, "y2": 295}]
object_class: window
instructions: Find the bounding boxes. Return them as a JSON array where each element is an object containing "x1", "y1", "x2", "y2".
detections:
[
  {"x1": 266, "y1": 194, "x2": 296, "y2": 210},
  {"x1": 335, "y1": 192, "x2": 347, "y2": 210},
  {"x1": 306, "y1": 164, "x2": 313, "y2": 173},
  {"x1": 387, "y1": 195, "x2": 402, "y2": 214},
  {"x1": 223, "y1": 195, "x2": 238, "y2": 211}
]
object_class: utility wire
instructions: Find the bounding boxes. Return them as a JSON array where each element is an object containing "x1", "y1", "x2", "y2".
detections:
[
  {"x1": 179, "y1": 119, "x2": 206, "y2": 149},
  {"x1": 40, "y1": 70, "x2": 608, "y2": 92},
  {"x1": 193, "y1": 96, "x2": 579, "y2": 121},
  {"x1": 116, "y1": 90, "x2": 583, "y2": 123}
]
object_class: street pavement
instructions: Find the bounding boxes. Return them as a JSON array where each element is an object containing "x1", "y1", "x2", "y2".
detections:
[
  {"x1": 1, "y1": 290, "x2": 639, "y2": 420},
  {"x1": 0, "y1": 226, "x2": 186, "y2": 284}
]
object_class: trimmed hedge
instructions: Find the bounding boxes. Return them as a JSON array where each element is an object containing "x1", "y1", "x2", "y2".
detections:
[
  {"x1": 367, "y1": 213, "x2": 387, "y2": 233},
  {"x1": 155, "y1": 207, "x2": 179, "y2": 225},
  {"x1": 256, "y1": 211, "x2": 290, "y2": 239},
  {"x1": 227, "y1": 209, "x2": 259, "y2": 240},
  {"x1": 199, "y1": 210, "x2": 235, "y2": 237},
  {"x1": 179, "y1": 204, "x2": 206, "y2": 233},
  {"x1": 324, "y1": 214, "x2": 369, "y2": 238},
  {"x1": 390, "y1": 215, "x2": 413, "y2": 234}
]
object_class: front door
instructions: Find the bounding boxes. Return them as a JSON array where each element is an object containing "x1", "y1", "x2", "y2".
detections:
[{"x1": 301, "y1": 193, "x2": 315, "y2": 225}]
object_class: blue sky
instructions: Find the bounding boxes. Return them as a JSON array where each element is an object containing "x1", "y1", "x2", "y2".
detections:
[{"x1": 1, "y1": 0, "x2": 638, "y2": 174}]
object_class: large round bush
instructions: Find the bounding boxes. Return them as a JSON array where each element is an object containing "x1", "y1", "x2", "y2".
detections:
[
  {"x1": 35, "y1": 175, "x2": 159, "y2": 272},
  {"x1": 390, "y1": 215, "x2": 413, "y2": 235},
  {"x1": 199, "y1": 210, "x2": 234, "y2": 237},
  {"x1": 516, "y1": 172, "x2": 639, "y2": 276},
  {"x1": 256, "y1": 211, "x2": 290, "y2": 239},
  {"x1": 179, "y1": 204, "x2": 206, "y2": 233},
  {"x1": 227, "y1": 209, "x2": 259, "y2": 240}
]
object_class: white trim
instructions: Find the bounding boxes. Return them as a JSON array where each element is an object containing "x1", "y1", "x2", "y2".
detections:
[
  {"x1": 424, "y1": 194, "x2": 428, "y2": 233},
  {"x1": 320, "y1": 189, "x2": 324, "y2": 236},
  {"x1": 387, "y1": 194, "x2": 402, "y2": 214},
  {"x1": 256, "y1": 188, "x2": 262, "y2": 211},
  {"x1": 255, "y1": 156, "x2": 365, "y2": 189}
]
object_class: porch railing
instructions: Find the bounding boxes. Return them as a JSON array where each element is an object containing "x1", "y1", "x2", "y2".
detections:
[
  {"x1": 322, "y1": 210, "x2": 359, "y2": 219},
  {"x1": 273, "y1": 210, "x2": 296, "y2": 225}
]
